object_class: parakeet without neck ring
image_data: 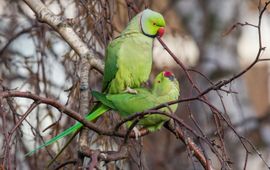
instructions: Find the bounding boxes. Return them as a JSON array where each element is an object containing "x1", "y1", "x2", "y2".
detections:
[{"x1": 105, "y1": 71, "x2": 180, "y2": 131}]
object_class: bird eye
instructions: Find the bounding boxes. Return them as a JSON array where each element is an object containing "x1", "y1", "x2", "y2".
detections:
[
  {"x1": 158, "y1": 80, "x2": 161, "y2": 83},
  {"x1": 153, "y1": 22, "x2": 156, "y2": 26}
]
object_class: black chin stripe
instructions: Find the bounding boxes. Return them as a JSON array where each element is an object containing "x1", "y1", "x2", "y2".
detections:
[{"x1": 143, "y1": 32, "x2": 156, "y2": 38}]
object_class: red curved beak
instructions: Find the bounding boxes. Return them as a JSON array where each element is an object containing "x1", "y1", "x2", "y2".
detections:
[{"x1": 157, "y1": 27, "x2": 165, "y2": 37}]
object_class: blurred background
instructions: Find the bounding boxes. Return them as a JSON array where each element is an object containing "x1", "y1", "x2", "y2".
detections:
[{"x1": 0, "y1": 0, "x2": 270, "y2": 169}]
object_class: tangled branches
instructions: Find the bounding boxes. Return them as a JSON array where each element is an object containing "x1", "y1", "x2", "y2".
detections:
[{"x1": 0, "y1": 0, "x2": 270, "y2": 169}]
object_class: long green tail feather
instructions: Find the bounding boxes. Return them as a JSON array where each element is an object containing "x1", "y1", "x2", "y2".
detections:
[{"x1": 25, "y1": 104, "x2": 110, "y2": 156}]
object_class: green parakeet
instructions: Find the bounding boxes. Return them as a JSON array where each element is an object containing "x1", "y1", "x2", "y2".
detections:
[
  {"x1": 103, "y1": 9, "x2": 166, "y2": 94},
  {"x1": 25, "y1": 71, "x2": 179, "y2": 156},
  {"x1": 100, "y1": 71, "x2": 179, "y2": 131}
]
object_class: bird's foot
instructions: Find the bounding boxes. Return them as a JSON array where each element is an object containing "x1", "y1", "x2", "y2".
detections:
[
  {"x1": 100, "y1": 153, "x2": 107, "y2": 159},
  {"x1": 124, "y1": 87, "x2": 138, "y2": 94},
  {"x1": 133, "y1": 127, "x2": 141, "y2": 140}
]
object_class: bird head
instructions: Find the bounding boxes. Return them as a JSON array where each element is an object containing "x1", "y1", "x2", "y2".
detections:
[
  {"x1": 140, "y1": 9, "x2": 166, "y2": 38},
  {"x1": 152, "y1": 71, "x2": 180, "y2": 96}
]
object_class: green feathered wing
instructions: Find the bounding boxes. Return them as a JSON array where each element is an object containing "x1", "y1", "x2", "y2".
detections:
[{"x1": 25, "y1": 104, "x2": 110, "y2": 156}]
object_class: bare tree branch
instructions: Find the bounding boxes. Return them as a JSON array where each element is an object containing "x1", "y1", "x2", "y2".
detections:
[{"x1": 22, "y1": 0, "x2": 104, "y2": 72}]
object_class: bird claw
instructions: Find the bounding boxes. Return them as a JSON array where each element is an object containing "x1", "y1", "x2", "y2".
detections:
[
  {"x1": 133, "y1": 127, "x2": 141, "y2": 140},
  {"x1": 124, "y1": 87, "x2": 138, "y2": 94},
  {"x1": 100, "y1": 153, "x2": 107, "y2": 159}
]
